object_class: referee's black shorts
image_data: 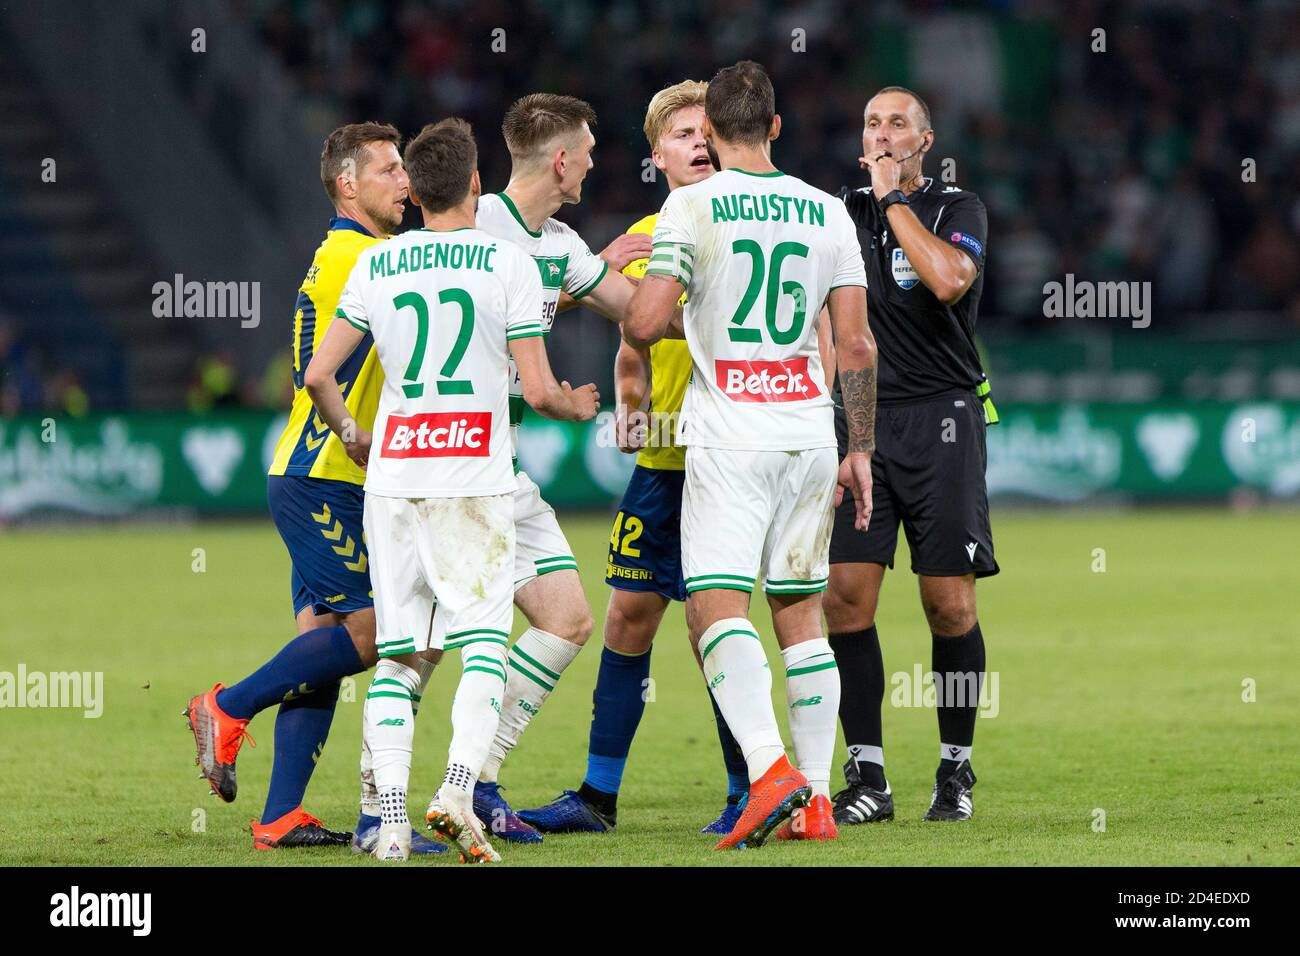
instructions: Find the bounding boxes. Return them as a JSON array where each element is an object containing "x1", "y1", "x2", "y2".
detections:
[{"x1": 830, "y1": 390, "x2": 998, "y2": 578}]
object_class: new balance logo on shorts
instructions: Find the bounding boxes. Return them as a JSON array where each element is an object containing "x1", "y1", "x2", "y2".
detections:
[
  {"x1": 381, "y1": 412, "x2": 491, "y2": 458},
  {"x1": 715, "y1": 357, "x2": 822, "y2": 403}
]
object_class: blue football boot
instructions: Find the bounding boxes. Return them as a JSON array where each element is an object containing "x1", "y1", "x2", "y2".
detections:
[
  {"x1": 473, "y1": 782, "x2": 543, "y2": 844},
  {"x1": 516, "y1": 790, "x2": 615, "y2": 834},
  {"x1": 351, "y1": 812, "x2": 447, "y2": 855},
  {"x1": 700, "y1": 792, "x2": 748, "y2": 835}
]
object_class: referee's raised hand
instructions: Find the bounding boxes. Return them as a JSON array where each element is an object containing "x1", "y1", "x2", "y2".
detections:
[{"x1": 859, "y1": 149, "x2": 901, "y2": 199}]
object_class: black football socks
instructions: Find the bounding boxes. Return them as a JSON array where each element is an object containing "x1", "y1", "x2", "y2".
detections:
[
  {"x1": 828, "y1": 625, "x2": 887, "y2": 790},
  {"x1": 933, "y1": 622, "x2": 985, "y2": 781}
]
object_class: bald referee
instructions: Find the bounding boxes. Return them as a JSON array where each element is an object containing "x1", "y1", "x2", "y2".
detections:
[{"x1": 824, "y1": 86, "x2": 998, "y2": 824}]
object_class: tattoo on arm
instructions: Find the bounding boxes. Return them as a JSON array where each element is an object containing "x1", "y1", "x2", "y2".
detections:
[{"x1": 840, "y1": 366, "x2": 877, "y2": 455}]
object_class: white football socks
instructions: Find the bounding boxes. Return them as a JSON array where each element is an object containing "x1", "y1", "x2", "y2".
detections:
[
  {"x1": 446, "y1": 641, "x2": 509, "y2": 795},
  {"x1": 360, "y1": 656, "x2": 436, "y2": 817},
  {"x1": 365, "y1": 659, "x2": 422, "y2": 825},
  {"x1": 360, "y1": 740, "x2": 379, "y2": 818},
  {"x1": 698, "y1": 617, "x2": 785, "y2": 782},
  {"x1": 781, "y1": 638, "x2": 840, "y2": 798},
  {"x1": 479, "y1": 628, "x2": 582, "y2": 782},
  {"x1": 412, "y1": 656, "x2": 437, "y2": 714}
]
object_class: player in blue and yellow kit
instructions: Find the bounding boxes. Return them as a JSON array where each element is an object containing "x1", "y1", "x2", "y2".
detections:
[
  {"x1": 518, "y1": 82, "x2": 753, "y2": 835},
  {"x1": 185, "y1": 123, "x2": 443, "y2": 852}
]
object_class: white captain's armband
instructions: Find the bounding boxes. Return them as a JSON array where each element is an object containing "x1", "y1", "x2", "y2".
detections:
[{"x1": 645, "y1": 241, "x2": 695, "y2": 289}]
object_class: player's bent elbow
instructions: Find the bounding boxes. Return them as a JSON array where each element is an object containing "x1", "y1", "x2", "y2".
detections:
[
  {"x1": 622, "y1": 299, "x2": 662, "y2": 349},
  {"x1": 936, "y1": 285, "x2": 966, "y2": 306},
  {"x1": 935, "y1": 267, "x2": 975, "y2": 306},
  {"x1": 622, "y1": 319, "x2": 659, "y2": 350},
  {"x1": 840, "y1": 333, "x2": 877, "y2": 370},
  {"x1": 303, "y1": 364, "x2": 329, "y2": 394}
]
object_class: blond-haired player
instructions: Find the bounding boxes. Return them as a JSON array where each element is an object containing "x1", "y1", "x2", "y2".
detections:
[{"x1": 625, "y1": 61, "x2": 878, "y2": 849}]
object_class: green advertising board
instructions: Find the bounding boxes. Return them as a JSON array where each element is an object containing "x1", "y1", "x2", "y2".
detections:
[
  {"x1": 985, "y1": 403, "x2": 1300, "y2": 501},
  {"x1": 0, "y1": 410, "x2": 638, "y2": 518},
  {"x1": 1, "y1": 403, "x2": 1298, "y2": 519}
]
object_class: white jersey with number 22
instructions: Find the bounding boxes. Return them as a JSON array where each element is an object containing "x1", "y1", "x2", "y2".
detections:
[{"x1": 335, "y1": 227, "x2": 545, "y2": 498}]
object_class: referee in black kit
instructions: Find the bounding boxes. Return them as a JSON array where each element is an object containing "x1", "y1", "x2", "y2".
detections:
[{"x1": 824, "y1": 87, "x2": 998, "y2": 824}]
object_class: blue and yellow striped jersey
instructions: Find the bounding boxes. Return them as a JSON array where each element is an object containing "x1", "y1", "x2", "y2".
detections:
[
  {"x1": 267, "y1": 217, "x2": 384, "y2": 485},
  {"x1": 624, "y1": 213, "x2": 690, "y2": 471}
]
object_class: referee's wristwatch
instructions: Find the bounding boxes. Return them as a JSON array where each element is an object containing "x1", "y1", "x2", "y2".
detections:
[{"x1": 878, "y1": 189, "x2": 909, "y2": 212}]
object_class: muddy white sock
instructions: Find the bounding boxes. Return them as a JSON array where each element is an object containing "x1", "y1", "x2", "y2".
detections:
[
  {"x1": 366, "y1": 660, "x2": 420, "y2": 799},
  {"x1": 362, "y1": 656, "x2": 436, "y2": 817},
  {"x1": 447, "y1": 642, "x2": 509, "y2": 785},
  {"x1": 481, "y1": 628, "x2": 582, "y2": 782}
]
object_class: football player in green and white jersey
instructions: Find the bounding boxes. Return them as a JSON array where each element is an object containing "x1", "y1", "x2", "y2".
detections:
[
  {"x1": 350, "y1": 94, "x2": 666, "y2": 844},
  {"x1": 307, "y1": 119, "x2": 599, "y2": 862},
  {"x1": 625, "y1": 61, "x2": 878, "y2": 849}
]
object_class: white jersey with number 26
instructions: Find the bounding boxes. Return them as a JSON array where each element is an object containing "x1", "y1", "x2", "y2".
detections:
[
  {"x1": 335, "y1": 227, "x2": 545, "y2": 498},
  {"x1": 648, "y1": 168, "x2": 866, "y2": 451}
]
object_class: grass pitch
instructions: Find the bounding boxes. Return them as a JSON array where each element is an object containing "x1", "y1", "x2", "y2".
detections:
[{"x1": 0, "y1": 509, "x2": 1296, "y2": 866}]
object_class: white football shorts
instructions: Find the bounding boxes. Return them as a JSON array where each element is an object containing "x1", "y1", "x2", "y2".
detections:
[
  {"x1": 364, "y1": 491, "x2": 515, "y2": 657},
  {"x1": 681, "y1": 445, "x2": 838, "y2": 596},
  {"x1": 511, "y1": 469, "x2": 578, "y2": 588}
]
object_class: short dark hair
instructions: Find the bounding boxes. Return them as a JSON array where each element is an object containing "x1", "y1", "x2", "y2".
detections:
[
  {"x1": 502, "y1": 93, "x2": 597, "y2": 165},
  {"x1": 868, "y1": 86, "x2": 932, "y2": 130},
  {"x1": 404, "y1": 118, "x2": 477, "y2": 214},
  {"x1": 320, "y1": 121, "x2": 401, "y2": 204},
  {"x1": 705, "y1": 60, "x2": 775, "y2": 146}
]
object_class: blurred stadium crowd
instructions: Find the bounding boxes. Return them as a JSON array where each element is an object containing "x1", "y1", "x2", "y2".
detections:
[
  {"x1": 250, "y1": 0, "x2": 1300, "y2": 320},
  {"x1": 3, "y1": 0, "x2": 1299, "y2": 414}
]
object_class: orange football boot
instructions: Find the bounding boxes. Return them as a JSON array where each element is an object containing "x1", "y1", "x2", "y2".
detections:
[
  {"x1": 775, "y1": 793, "x2": 839, "y2": 841},
  {"x1": 184, "y1": 683, "x2": 254, "y2": 802},
  {"x1": 251, "y1": 806, "x2": 352, "y2": 850},
  {"x1": 715, "y1": 754, "x2": 810, "y2": 850},
  {"x1": 425, "y1": 796, "x2": 502, "y2": 864}
]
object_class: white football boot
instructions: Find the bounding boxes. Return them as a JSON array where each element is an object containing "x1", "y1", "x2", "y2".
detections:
[
  {"x1": 425, "y1": 788, "x2": 501, "y2": 864},
  {"x1": 372, "y1": 822, "x2": 412, "y2": 862}
]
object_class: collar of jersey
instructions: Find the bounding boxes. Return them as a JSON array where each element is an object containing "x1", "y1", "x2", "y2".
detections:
[
  {"x1": 728, "y1": 167, "x2": 784, "y2": 178},
  {"x1": 329, "y1": 216, "x2": 376, "y2": 237},
  {"x1": 495, "y1": 192, "x2": 543, "y2": 238},
  {"x1": 416, "y1": 226, "x2": 473, "y2": 233},
  {"x1": 874, "y1": 177, "x2": 935, "y2": 205}
]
